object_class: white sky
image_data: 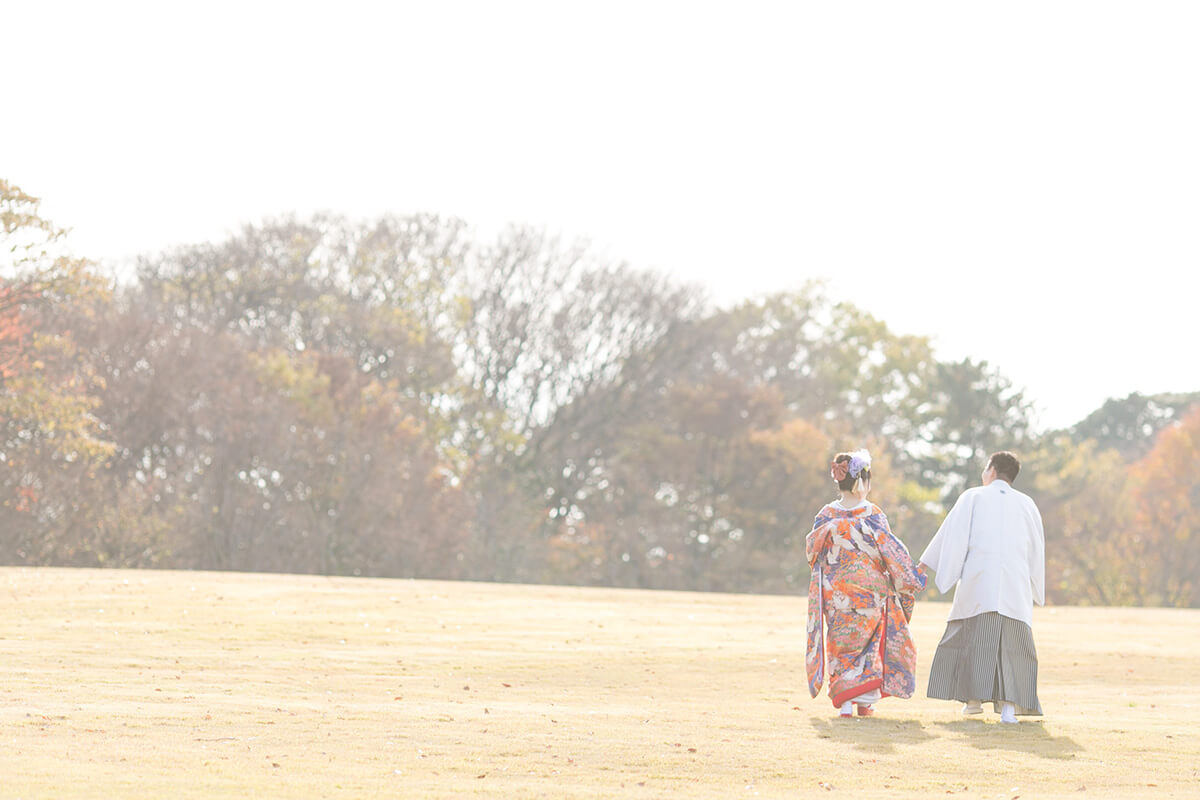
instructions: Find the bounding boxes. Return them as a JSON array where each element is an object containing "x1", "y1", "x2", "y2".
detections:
[{"x1": 5, "y1": 1, "x2": 1198, "y2": 430}]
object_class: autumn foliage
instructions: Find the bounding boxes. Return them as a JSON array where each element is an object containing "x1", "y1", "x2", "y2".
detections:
[
  {"x1": 1, "y1": 180, "x2": 1196, "y2": 606},
  {"x1": 1125, "y1": 406, "x2": 1200, "y2": 605}
]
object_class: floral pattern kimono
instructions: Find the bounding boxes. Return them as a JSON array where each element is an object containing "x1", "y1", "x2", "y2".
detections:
[{"x1": 806, "y1": 502, "x2": 926, "y2": 707}]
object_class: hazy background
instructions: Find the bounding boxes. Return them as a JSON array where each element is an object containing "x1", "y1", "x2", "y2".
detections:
[{"x1": 6, "y1": 0, "x2": 1199, "y2": 430}]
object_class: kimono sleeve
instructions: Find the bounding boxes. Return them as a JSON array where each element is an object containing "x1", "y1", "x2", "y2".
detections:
[
  {"x1": 805, "y1": 508, "x2": 834, "y2": 567},
  {"x1": 920, "y1": 491, "x2": 974, "y2": 594},
  {"x1": 872, "y1": 512, "x2": 927, "y2": 596}
]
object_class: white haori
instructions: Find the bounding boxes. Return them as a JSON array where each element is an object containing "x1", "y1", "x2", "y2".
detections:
[{"x1": 920, "y1": 480, "x2": 1045, "y2": 626}]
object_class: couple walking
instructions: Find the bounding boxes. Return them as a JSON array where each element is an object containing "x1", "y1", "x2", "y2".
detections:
[{"x1": 805, "y1": 450, "x2": 1045, "y2": 723}]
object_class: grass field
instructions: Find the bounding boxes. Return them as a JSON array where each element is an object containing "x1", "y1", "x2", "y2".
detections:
[{"x1": 1, "y1": 568, "x2": 1196, "y2": 799}]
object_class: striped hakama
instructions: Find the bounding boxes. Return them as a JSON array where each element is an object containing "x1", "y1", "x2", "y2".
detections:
[{"x1": 926, "y1": 611, "x2": 1042, "y2": 715}]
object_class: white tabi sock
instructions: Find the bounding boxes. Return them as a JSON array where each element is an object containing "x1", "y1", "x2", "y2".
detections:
[
  {"x1": 839, "y1": 701, "x2": 853, "y2": 716},
  {"x1": 1000, "y1": 702, "x2": 1018, "y2": 723}
]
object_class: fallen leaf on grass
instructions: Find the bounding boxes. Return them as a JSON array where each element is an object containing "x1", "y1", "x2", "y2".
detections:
[
  {"x1": 502, "y1": 683, "x2": 512, "y2": 688},
  {"x1": 477, "y1": 774, "x2": 486, "y2": 779}
]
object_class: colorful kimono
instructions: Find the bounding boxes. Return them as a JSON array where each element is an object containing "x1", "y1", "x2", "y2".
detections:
[{"x1": 806, "y1": 502, "x2": 926, "y2": 707}]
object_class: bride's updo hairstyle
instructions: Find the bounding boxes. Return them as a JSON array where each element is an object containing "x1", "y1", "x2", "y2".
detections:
[{"x1": 830, "y1": 449, "x2": 872, "y2": 493}]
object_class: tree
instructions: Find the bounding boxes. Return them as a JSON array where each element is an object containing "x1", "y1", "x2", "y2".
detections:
[
  {"x1": 904, "y1": 358, "x2": 1037, "y2": 506},
  {"x1": 453, "y1": 226, "x2": 706, "y2": 581},
  {"x1": 1, "y1": 180, "x2": 103, "y2": 382},
  {"x1": 567, "y1": 375, "x2": 807, "y2": 591},
  {"x1": 540, "y1": 290, "x2": 945, "y2": 593},
  {"x1": 1125, "y1": 406, "x2": 1200, "y2": 606},
  {"x1": 1027, "y1": 436, "x2": 1135, "y2": 605},
  {"x1": 1070, "y1": 391, "x2": 1200, "y2": 461},
  {"x1": 0, "y1": 193, "x2": 1084, "y2": 597},
  {"x1": 0, "y1": 180, "x2": 112, "y2": 563}
]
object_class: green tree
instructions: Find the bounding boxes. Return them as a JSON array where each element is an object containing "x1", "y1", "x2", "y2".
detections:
[
  {"x1": 905, "y1": 358, "x2": 1036, "y2": 506},
  {"x1": 1070, "y1": 391, "x2": 1200, "y2": 460}
]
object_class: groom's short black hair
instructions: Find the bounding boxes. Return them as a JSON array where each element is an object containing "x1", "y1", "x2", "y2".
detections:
[{"x1": 988, "y1": 451, "x2": 1020, "y2": 483}]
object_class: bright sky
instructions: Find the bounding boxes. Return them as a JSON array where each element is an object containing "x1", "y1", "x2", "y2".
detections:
[{"x1": 6, "y1": 1, "x2": 1198, "y2": 430}]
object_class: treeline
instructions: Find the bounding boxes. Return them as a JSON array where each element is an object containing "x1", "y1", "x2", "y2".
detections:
[{"x1": 2, "y1": 180, "x2": 1198, "y2": 606}]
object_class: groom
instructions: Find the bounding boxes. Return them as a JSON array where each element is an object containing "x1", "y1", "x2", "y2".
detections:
[{"x1": 920, "y1": 451, "x2": 1045, "y2": 723}]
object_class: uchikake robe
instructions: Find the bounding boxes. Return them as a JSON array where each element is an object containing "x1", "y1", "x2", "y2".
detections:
[{"x1": 806, "y1": 502, "x2": 927, "y2": 707}]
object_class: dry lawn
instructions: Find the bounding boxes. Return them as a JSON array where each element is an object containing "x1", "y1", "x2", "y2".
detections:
[{"x1": 0, "y1": 567, "x2": 1196, "y2": 799}]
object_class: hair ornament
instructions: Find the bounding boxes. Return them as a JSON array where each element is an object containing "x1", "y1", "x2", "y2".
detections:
[
  {"x1": 847, "y1": 449, "x2": 872, "y2": 479},
  {"x1": 830, "y1": 459, "x2": 849, "y2": 481}
]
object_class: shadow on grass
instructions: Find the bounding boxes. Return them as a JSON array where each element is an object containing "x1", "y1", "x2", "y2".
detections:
[
  {"x1": 930, "y1": 719, "x2": 1083, "y2": 759},
  {"x1": 808, "y1": 717, "x2": 937, "y2": 754}
]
